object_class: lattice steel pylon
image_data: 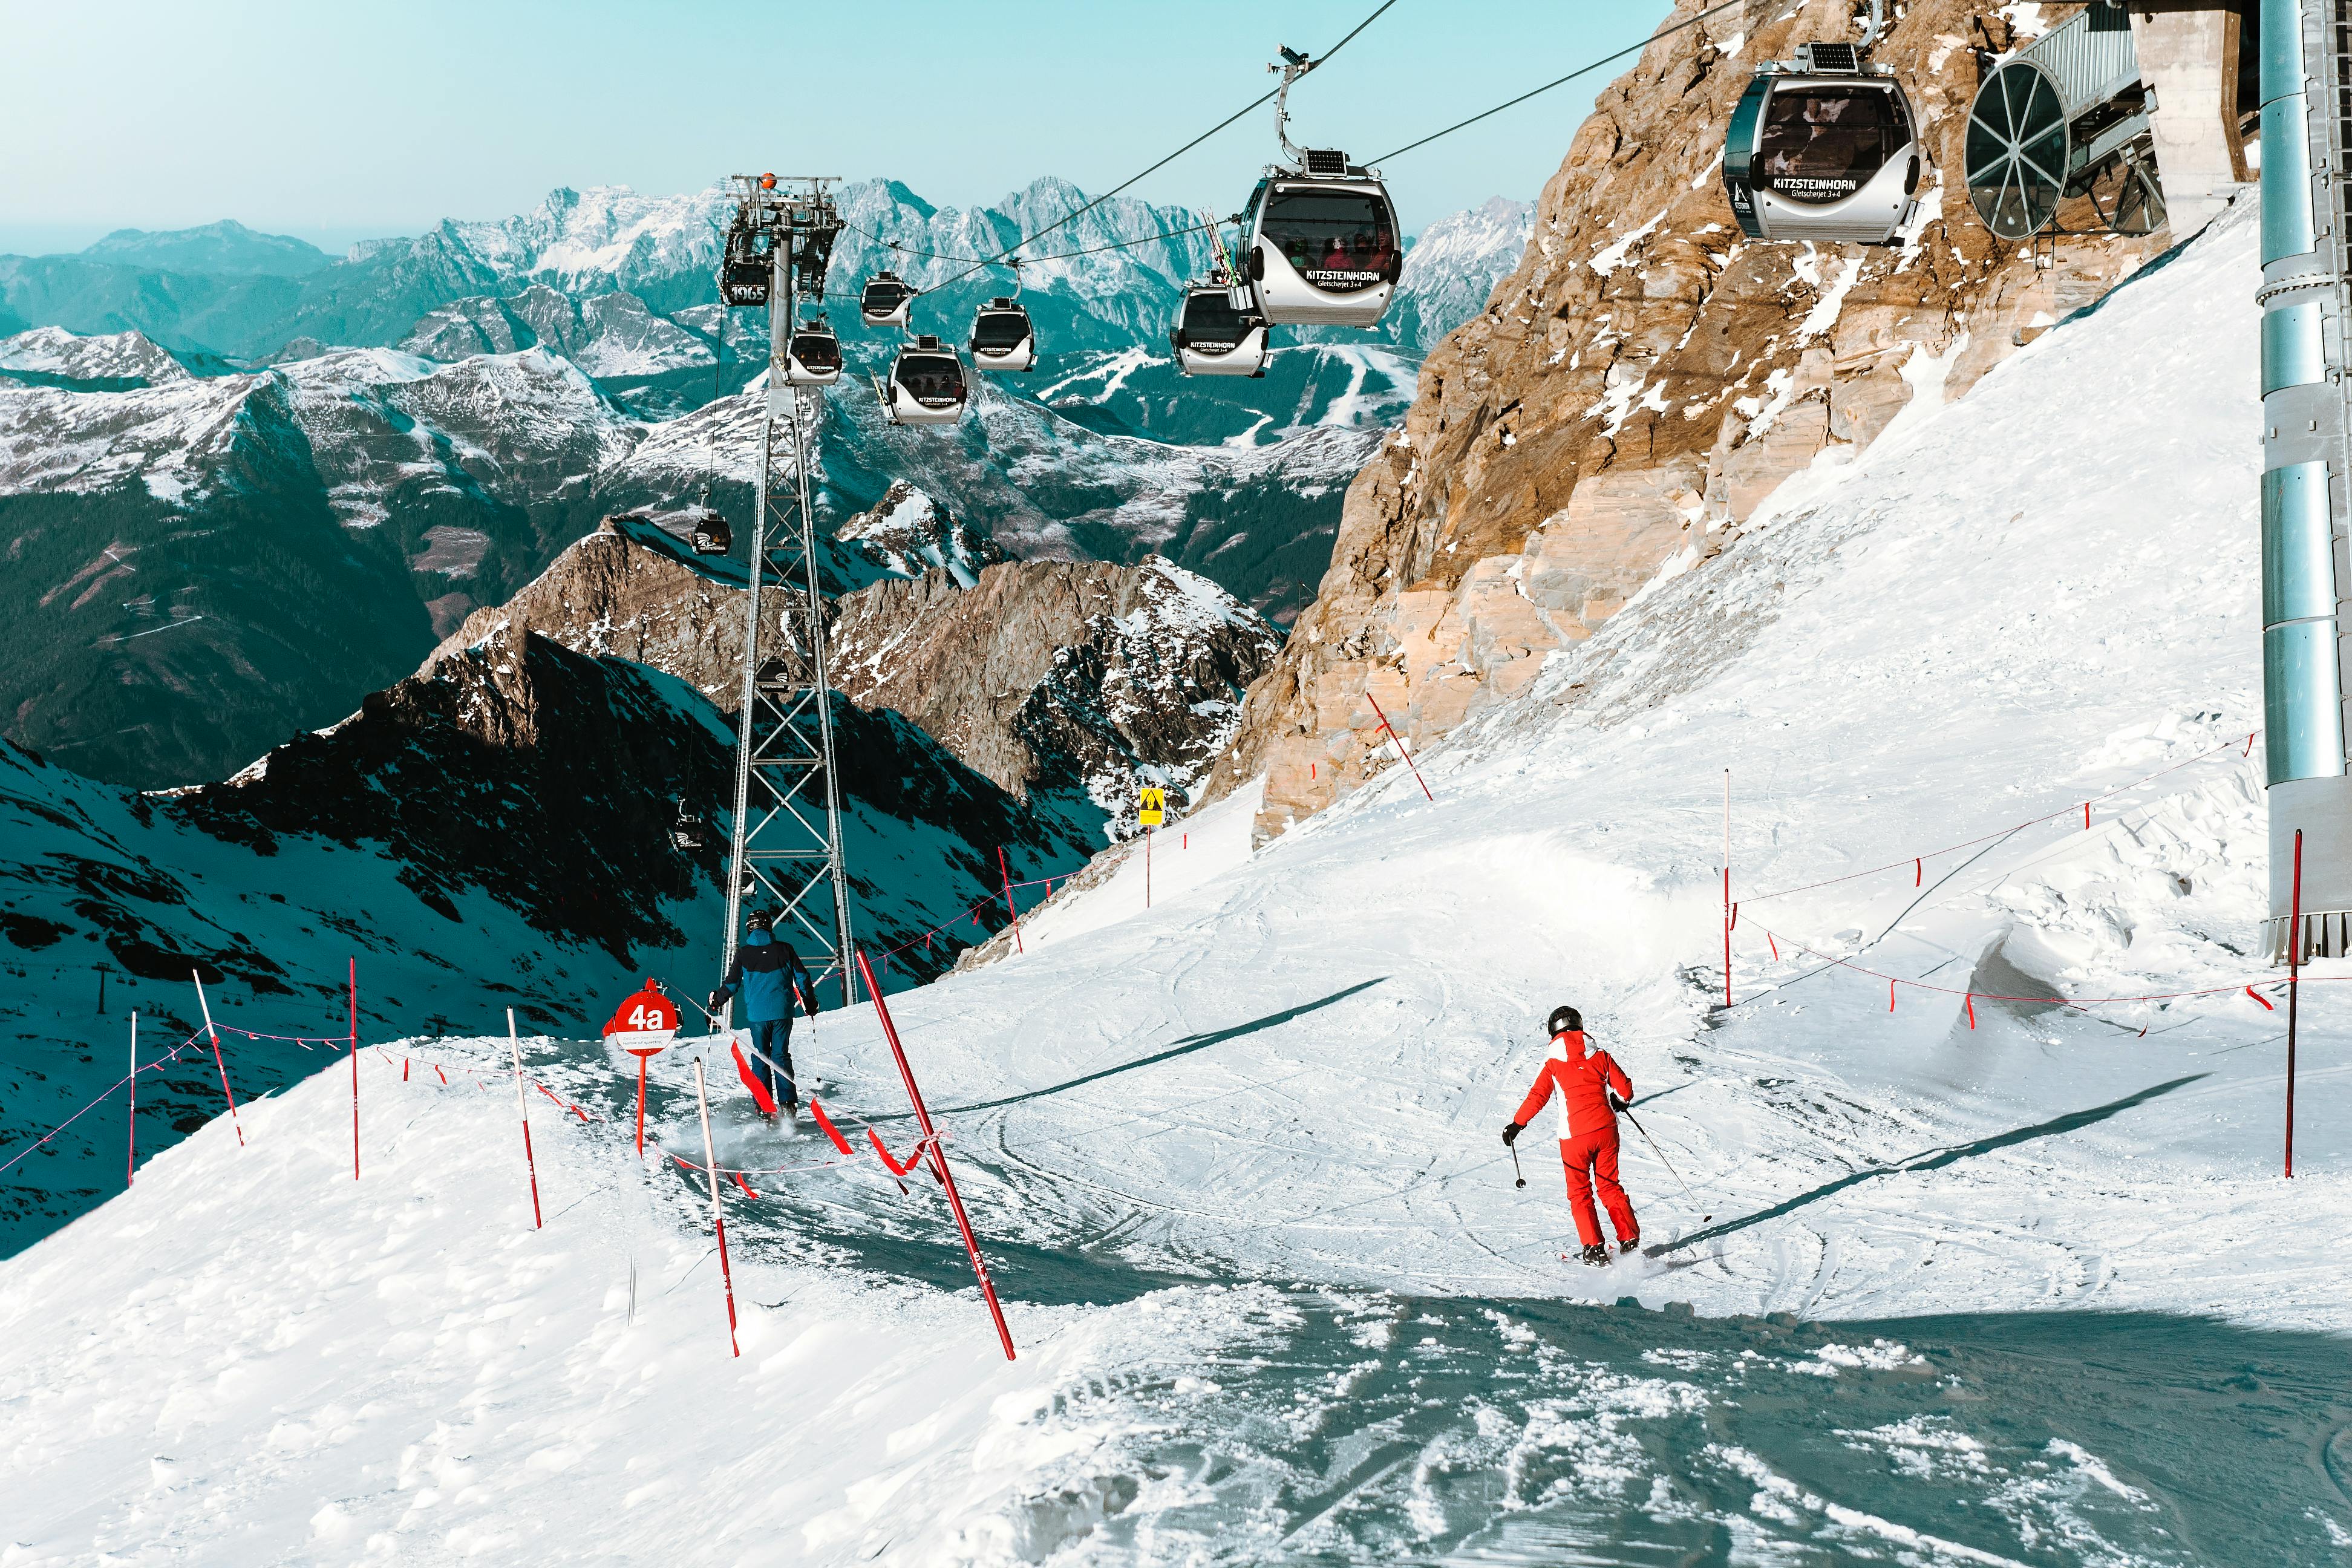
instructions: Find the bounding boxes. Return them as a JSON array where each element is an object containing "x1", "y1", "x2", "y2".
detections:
[{"x1": 716, "y1": 174, "x2": 858, "y2": 1014}]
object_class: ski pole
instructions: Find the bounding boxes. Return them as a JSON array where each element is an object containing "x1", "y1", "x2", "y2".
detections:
[
  {"x1": 1509, "y1": 1141, "x2": 1526, "y2": 1189},
  {"x1": 664, "y1": 979, "x2": 720, "y2": 1029},
  {"x1": 1621, "y1": 1107, "x2": 1711, "y2": 1223}
]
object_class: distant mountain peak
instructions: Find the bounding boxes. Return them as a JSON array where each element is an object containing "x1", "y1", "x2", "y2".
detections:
[{"x1": 79, "y1": 220, "x2": 332, "y2": 278}]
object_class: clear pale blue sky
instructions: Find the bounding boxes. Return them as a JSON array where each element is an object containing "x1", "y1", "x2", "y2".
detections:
[{"x1": 0, "y1": 1, "x2": 1671, "y2": 255}]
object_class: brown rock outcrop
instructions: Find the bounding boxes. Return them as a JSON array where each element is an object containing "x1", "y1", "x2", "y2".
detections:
[
  {"x1": 428, "y1": 514, "x2": 1281, "y2": 840},
  {"x1": 1212, "y1": 0, "x2": 2184, "y2": 838}
]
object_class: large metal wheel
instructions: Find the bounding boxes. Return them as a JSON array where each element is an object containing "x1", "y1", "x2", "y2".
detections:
[
  {"x1": 1966, "y1": 57, "x2": 2069, "y2": 241},
  {"x1": 2087, "y1": 152, "x2": 2167, "y2": 236}
]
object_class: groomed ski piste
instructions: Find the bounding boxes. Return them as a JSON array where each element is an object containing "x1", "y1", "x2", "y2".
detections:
[{"x1": 4, "y1": 201, "x2": 2349, "y2": 1563}]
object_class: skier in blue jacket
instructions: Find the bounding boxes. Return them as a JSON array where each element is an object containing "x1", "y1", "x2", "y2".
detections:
[{"x1": 709, "y1": 912, "x2": 818, "y2": 1113}]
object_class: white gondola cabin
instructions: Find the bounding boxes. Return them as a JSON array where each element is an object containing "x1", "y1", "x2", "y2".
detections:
[
  {"x1": 859, "y1": 270, "x2": 912, "y2": 328},
  {"x1": 1720, "y1": 7, "x2": 1924, "y2": 247},
  {"x1": 782, "y1": 315, "x2": 843, "y2": 386},
  {"x1": 1171, "y1": 277, "x2": 1272, "y2": 377},
  {"x1": 1235, "y1": 48, "x2": 1402, "y2": 328},
  {"x1": 1241, "y1": 169, "x2": 1402, "y2": 327},
  {"x1": 877, "y1": 336, "x2": 967, "y2": 426},
  {"x1": 969, "y1": 298, "x2": 1037, "y2": 373}
]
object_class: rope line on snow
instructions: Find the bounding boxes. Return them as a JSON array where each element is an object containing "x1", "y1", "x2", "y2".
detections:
[
  {"x1": 1740, "y1": 731, "x2": 2259, "y2": 906},
  {"x1": 0, "y1": 1029, "x2": 207, "y2": 1177},
  {"x1": 1745, "y1": 920, "x2": 2327, "y2": 1018}
]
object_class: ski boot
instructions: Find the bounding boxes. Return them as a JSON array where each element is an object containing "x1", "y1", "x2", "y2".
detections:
[
  {"x1": 1579, "y1": 1243, "x2": 1610, "y2": 1267},
  {"x1": 1617, "y1": 1235, "x2": 1642, "y2": 1259}
]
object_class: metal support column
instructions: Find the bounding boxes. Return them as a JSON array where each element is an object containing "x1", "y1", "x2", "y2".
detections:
[{"x1": 717, "y1": 175, "x2": 858, "y2": 1014}]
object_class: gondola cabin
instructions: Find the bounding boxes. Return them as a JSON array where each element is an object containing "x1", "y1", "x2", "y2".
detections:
[
  {"x1": 969, "y1": 299, "x2": 1037, "y2": 373},
  {"x1": 681, "y1": 507, "x2": 731, "y2": 556},
  {"x1": 721, "y1": 226, "x2": 771, "y2": 307},
  {"x1": 860, "y1": 270, "x2": 912, "y2": 328},
  {"x1": 1171, "y1": 278, "x2": 1272, "y2": 377},
  {"x1": 880, "y1": 336, "x2": 967, "y2": 426},
  {"x1": 782, "y1": 316, "x2": 843, "y2": 386},
  {"x1": 1241, "y1": 161, "x2": 1402, "y2": 328},
  {"x1": 1722, "y1": 44, "x2": 1924, "y2": 246}
]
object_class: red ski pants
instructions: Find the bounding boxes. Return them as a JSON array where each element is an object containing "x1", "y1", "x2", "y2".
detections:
[{"x1": 1558, "y1": 1127, "x2": 1639, "y2": 1247}]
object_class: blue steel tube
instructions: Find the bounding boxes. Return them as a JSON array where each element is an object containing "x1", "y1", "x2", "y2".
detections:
[{"x1": 2259, "y1": 1, "x2": 2352, "y2": 962}]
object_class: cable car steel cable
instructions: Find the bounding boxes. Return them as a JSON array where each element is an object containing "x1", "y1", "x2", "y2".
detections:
[
  {"x1": 1365, "y1": 0, "x2": 1746, "y2": 165},
  {"x1": 838, "y1": 216, "x2": 1226, "y2": 272},
  {"x1": 921, "y1": 0, "x2": 1401, "y2": 295}
]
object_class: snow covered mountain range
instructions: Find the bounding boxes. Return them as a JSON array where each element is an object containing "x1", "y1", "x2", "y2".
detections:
[
  {"x1": 0, "y1": 175, "x2": 1531, "y2": 789},
  {"x1": 0, "y1": 332, "x2": 1366, "y2": 788},
  {"x1": 1, "y1": 178, "x2": 1529, "y2": 371}
]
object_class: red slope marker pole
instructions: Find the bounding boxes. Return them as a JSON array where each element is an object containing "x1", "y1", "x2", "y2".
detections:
[
  {"x1": 855, "y1": 948, "x2": 1014, "y2": 1361},
  {"x1": 1365, "y1": 692, "x2": 1433, "y2": 801},
  {"x1": 507, "y1": 1009, "x2": 543, "y2": 1229},
  {"x1": 190, "y1": 970, "x2": 244, "y2": 1148},
  {"x1": 627, "y1": 1048, "x2": 664, "y2": 1155},
  {"x1": 2287, "y1": 828, "x2": 2302, "y2": 1180},
  {"x1": 692, "y1": 1056, "x2": 740, "y2": 1358},
  {"x1": 348, "y1": 958, "x2": 359, "y2": 1181},
  {"x1": 1723, "y1": 769, "x2": 1733, "y2": 1010},
  {"x1": 126, "y1": 1010, "x2": 137, "y2": 1189},
  {"x1": 1146, "y1": 827, "x2": 1152, "y2": 909},
  {"x1": 997, "y1": 846, "x2": 1024, "y2": 955}
]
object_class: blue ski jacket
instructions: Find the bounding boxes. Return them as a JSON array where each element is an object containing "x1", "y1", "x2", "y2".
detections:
[{"x1": 716, "y1": 930, "x2": 815, "y2": 1023}]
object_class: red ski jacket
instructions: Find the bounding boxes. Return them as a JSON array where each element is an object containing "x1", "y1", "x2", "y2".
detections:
[{"x1": 1513, "y1": 1031, "x2": 1632, "y2": 1138}]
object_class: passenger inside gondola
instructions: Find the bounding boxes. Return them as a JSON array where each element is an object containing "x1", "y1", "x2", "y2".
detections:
[
  {"x1": 898, "y1": 358, "x2": 964, "y2": 404},
  {"x1": 1760, "y1": 87, "x2": 1899, "y2": 192}
]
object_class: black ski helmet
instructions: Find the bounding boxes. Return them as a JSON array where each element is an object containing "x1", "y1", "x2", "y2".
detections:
[
  {"x1": 745, "y1": 910, "x2": 773, "y2": 933},
  {"x1": 1547, "y1": 1004, "x2": 1583, "y2": 1037}
]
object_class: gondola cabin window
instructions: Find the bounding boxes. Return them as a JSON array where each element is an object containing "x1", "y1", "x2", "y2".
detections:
[
  {"x1": 973, "y1": 312, "x2": 1031, "y2": 350},
  {"x1": 1759, "y1": 85, "x2": 1907, "y2": 203},
  {"x1": 1262, "y1": 187, "x2": 1397, "y2": 292}
]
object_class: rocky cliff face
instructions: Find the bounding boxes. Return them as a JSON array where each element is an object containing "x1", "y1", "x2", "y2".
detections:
[
  {"x1": 1213, "y1": 0, "x2": 2169, "y2": 838},
  {"x1": 183, "y1": 626, "x2": 729, "y2": 963},
  {"x1": 838, "y1": 481, "x2": 1010, "y2": 586},
  {"x1": 185, "y1": 621, "x2": 1095, "y2": 976},
  {"x1": 430, "y1": 513, "x2": 1282, "y2": 842},
  {"x1": 830, "y1": 554, "x2": 1280, "y2": 835}
]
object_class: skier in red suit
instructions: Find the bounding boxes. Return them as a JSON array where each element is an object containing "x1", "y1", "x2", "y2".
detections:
[{"x1": 1503, "y1": 1005, "x2": 1641, "y2": 1266}]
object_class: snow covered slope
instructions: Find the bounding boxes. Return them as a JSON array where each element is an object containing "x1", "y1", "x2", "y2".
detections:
[
  {"x1": 9, "y1": 181, "x2": 2346, "y2": 1568},
  {"x1": 791, "y1": 196, "x2": 2347, "y2": 1330}
]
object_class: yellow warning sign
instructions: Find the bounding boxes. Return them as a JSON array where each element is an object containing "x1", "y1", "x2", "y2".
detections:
[{"x1": 1138, "y1": 785, "x2": 1166, "y2": 828}]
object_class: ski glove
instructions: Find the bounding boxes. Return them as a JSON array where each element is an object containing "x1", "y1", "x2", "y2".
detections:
[
  {"x1": 1501, "y1": 1121, "x2": 1523, "y2": 1147},
  {"x1": 1608, "y1": 1092, "x2": 1630, "y2": 1113},
  {"x1": 707, "y1": 989, "x2": 724, "y2": 1012}
]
